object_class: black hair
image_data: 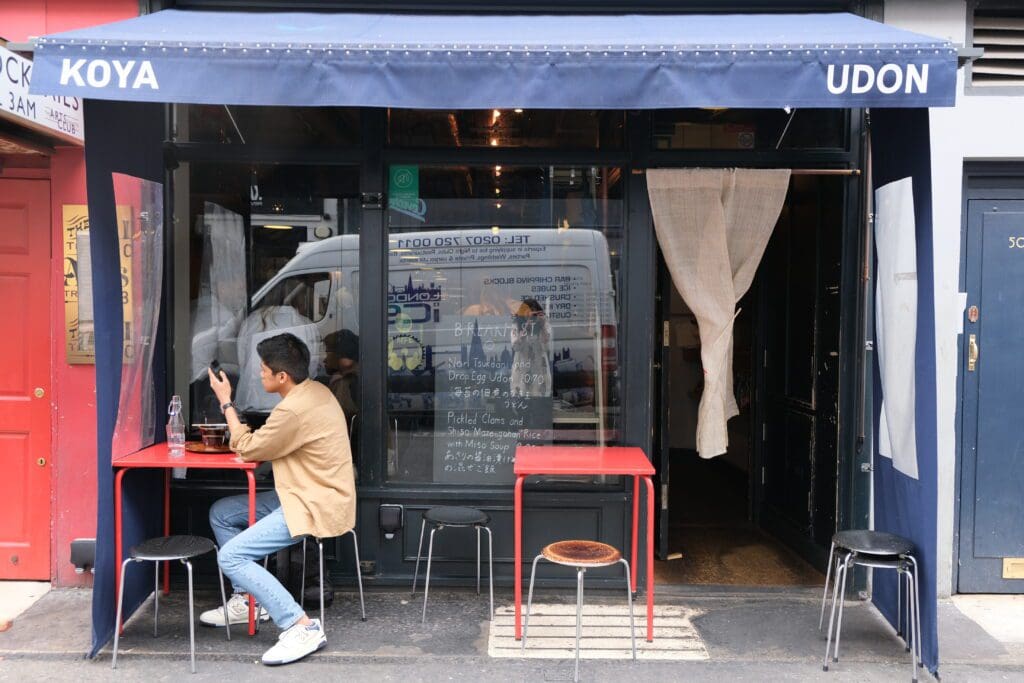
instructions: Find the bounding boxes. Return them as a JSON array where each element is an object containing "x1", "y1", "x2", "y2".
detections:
[
  {"x1": 520, "y1": 298, "x2": 543, "y2": 314},
  {"x1": 256, "y1": 333, "x2": 310, "y2": 383},
  {"x1": 324, "y1": 329, "x2": 360, "y2": 362}
]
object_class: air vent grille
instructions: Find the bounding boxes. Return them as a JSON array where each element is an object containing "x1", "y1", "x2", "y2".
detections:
[{"x1": 973, "y1": 12, "x2": 1024, "y2": 86}]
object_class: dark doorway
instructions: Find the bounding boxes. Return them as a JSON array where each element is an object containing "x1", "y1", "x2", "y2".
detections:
[{"x1": 654, "y1": 174, "x2": 844, "y2": 586}]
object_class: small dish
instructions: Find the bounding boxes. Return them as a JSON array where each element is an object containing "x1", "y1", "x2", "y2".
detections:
[{"x1": 184, "y1": 440, "x2": 233, "y2": 454}]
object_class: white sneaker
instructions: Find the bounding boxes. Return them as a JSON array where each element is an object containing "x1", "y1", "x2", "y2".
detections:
[
  {"x1": 199, "y1": 593, "x2": 270, "y2": 627},
  {"x1": 261, "y1": 619, "x2": 326, "y2": 666}
]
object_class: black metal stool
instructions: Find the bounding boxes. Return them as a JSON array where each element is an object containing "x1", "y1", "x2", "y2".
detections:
[
  {"x1": 112, "y1": 535, "x2": 230, "y2": 673},
  {"x1": 297, "y1": 529, "x2": 367, "y2": 633},
  {"x1": 411, "y1": 506, "x2": 493, "y2": 623},
  {"x1": 820, "y1": 530, "x2": 922, "y2": 682},
  {"x1": 523, "y1": 540, "x2": 636, "y2": 683}
]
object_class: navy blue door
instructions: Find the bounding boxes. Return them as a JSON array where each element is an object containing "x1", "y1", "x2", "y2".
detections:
[{"x1": 958, "y1": 199, "x2": 1024, "y2": 593}]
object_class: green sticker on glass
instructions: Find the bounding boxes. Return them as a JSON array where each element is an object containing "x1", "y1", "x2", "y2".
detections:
[{"x1": 388, "y1": 165, "x2": 424, "y2": 220}]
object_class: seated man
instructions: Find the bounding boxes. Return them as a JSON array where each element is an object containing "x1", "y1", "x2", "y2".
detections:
[{"x1": 203, "y1": 332, "x2": 355, "y2": 666}]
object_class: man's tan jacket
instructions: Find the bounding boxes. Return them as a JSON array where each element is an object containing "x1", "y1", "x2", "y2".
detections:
[{"x1": 228, "y1": 379, "x2": 355, "y2": 539}]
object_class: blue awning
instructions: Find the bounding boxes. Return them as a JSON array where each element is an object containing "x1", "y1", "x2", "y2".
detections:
[{"x1": 31, "y1": 10, "x2": 957, "y2": 109}]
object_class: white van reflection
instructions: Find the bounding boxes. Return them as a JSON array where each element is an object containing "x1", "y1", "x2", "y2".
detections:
[{"x1": 225, "y1": 228, "x2": 617, "y2": 432}]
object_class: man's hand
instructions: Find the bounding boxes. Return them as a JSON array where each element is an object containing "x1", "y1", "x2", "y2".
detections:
[{"x1": 208, "y1": 368, "x2": 233, "y2": 405}]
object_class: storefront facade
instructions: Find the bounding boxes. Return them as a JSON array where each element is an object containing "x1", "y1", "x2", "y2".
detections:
[
  {"x1": 0, "y1": 0, "x2": 139, "y2": 586},
  {"x1": 28, "y1": 0, "x2": 958, "y2": 671},
  {"x1": 163, "y1": 103, "x2": 867, "y2": 587}
]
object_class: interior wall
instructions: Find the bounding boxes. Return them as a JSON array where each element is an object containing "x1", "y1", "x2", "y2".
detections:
[
  {"x1": 665, "y1": 286, "x2": 752, "y2": 473},
  {"x1": 667, "y1": 288, "x2": 699, "y2": 452}
]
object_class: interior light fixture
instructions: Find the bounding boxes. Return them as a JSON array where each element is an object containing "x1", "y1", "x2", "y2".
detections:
[
  {"x1": 491, "y1": 226, "x2": 500, "y2": 235},
  {"x1": 495, "y1": 188, "x2": 501, "y2": 195},
  {"x1": 495, "y1": 165, "x2": 502, "y2": 171},
  {"x1": 491, "y1": 109, "x2": 502, "y2": 124},
  {"x1": 490, "y1": 138, "x2": 499, "y2": 146},
  {"x1": 261, "y1": 224, "x2": 294, "y2": 230},
  {"x1": 514, "y1": 108, "x2": 523, "y2": 113},
  {"x1": 495, "y1": 202, "x2": 503, "y2": 209}
]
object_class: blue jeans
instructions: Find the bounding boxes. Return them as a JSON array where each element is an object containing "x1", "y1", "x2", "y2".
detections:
[{"x1": 211, "y1": 490, "x2": 305, "y2": 629}]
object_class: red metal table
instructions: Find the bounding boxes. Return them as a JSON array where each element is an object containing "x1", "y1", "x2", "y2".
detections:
[
  {"x1": 513, "y1": 445, "x2": 656, "y2": 642},
  {"x1": 113, "y1": 443, "x2": 259, "y2": 635}
]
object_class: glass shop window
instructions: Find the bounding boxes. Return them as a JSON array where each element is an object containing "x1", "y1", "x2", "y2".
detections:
[
  {"x1": 652, "y1": 109, "x2": 847, "y2": 151},
  {"x1": 184, "y1": 105, "x2": 361, "y2": 146},
  {"x1": 385, "y1": 164, "x2": 623, "y2": 486},
  {"x1": 387, "y1": 109, "x2": 624, "y2": 149},
  {"x1": 176, "y1": 162, "x2": 361, "y2": 427}
]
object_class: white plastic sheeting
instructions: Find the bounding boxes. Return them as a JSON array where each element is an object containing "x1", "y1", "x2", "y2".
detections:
[{"x1": 874, "y1": 177, "x2": 919, "y2": 480}]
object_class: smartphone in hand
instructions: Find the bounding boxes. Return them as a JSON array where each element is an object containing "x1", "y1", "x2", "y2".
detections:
[{"x1": 209, "y1": 359, "x2": 222, "y2": 376}]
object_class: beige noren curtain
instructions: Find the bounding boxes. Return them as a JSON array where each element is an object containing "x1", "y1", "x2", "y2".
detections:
[{"x1": 647, "y1": 168, "x2": 791, "y2": 458}]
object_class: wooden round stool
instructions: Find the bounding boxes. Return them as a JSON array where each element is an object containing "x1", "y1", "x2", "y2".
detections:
[{"x1": 523, "y1": 540, "x2": 636, "y2": 682}]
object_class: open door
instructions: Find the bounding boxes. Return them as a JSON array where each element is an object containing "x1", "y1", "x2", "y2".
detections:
[
  {"x1": 753, "y1": 176, "x2": 843, "y2": 567},
  {"x1": 654, "y1": 258, "x2": 672, "y2": 560}
]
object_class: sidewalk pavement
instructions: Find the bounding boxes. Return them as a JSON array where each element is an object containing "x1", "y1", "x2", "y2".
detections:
[
  {"x1": 0, "y1": 581, "x2": 50, "y2": 627},
  {"x1": 0, "y1": 585, "x2": 1022, "y2": 681}
]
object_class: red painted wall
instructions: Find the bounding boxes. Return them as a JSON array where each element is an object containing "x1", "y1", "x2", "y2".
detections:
[
  {"x1": 1, "y1": 0, "x2": 138, "y2": 44},
  {"x1": 2, "y1": 0, "x2": 139, "y2": 586},
  {"x1": 49, "y1": 148, "x2": 99, "y2": 587}
]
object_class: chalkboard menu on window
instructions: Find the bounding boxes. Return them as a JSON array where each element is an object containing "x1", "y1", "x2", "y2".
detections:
[{"x1": 432, "y1": 314, "x2": 551, "y2": 484}]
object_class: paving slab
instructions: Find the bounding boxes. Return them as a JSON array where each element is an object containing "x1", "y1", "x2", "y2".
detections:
[{"x1": 0, "y1": 581, "x2": 50, "y2": 624}]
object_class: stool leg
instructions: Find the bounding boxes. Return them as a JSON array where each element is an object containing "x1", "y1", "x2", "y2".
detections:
[
  {"x1": 897, "y1": 557, "x2": 903, "y2": 638},
  {"x1": 476, "y1": 526, "x2": 481, "y2": 595},
  {"x1": 909, "y1": 556, "x2": 922, "y2": 665},
  {"x1": 153, "y1": 561, "x2": 160, "y2": 637},
  {"x1": 619, "y1": 558, "x2": 636, "y2": 661},
  {"x1": 823, "y1": 551, "x2": 847, "y2": 671},
  {"x1": 907, "y1": 555, "x2": 923, "y2": 667},
  {"x1": 820, "y1": 541, "x2": 836, "y2": 630},
  {"x1": 905, "y1": 566, "x2": 918, "y2": 682},
  {"x1": 216, "y1": 548, "x2": 231, "y2": 641},
  {"x1": 421, "y1": 526, "x2": 438, "y2": 624},
  {"x1": 348, "y1": 529, "x2": 367, "y2": 621},
  {"x1": 903, "y1": 563, "x2": 911, "y2": 651},
  {"x1": 522, "y1": 554, "x2": 543, "y2": 650},
  {"x1": 574, "y1": 568, "x2": 585, "y2": 683},
  {"x1": 483, "y1": 526, "x2": 494, "y2": 620},
  {"x1": 184, "y1": 559, "x2": 197, "y2": 674},
  {"x1": 318, "y1": 539, "x2": 325, "y2": 633},
  {"x1": 111, "y1": 558, "x2": 132, "y2": 669},
  {"x1": 254, "y1": 556, "x2": 269, "y2": 636},
  {"x1": 832, "y1": 554, "x2": 852, "y2": 663},
  {"x1": 411, "y1": 518, "x2": 426, "y2": 596},
  {"x1": 300, "y1": 537, "x2": 307, "y2": 608}
]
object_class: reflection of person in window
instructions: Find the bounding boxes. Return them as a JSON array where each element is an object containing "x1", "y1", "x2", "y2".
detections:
[
  {"x1": 324, "y1": 329, "x2": 359, "y2": 422},
  {"x1": 510, "y1": 298, "x2": 552, "y2": 398},
  {"x1": 236, "y1": 288, "x2": 325, "y2": 413},
  {"x1": 462, "y1": 279, "x2": 520, "y2": 317}
]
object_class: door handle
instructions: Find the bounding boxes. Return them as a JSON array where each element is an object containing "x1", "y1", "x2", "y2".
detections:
[{"x1": 968, "y1": 334, "x2": 979, "y2": 372}]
